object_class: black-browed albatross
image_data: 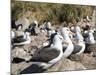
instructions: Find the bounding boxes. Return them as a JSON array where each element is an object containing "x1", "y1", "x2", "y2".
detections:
[{"x1": 28, "y1": 33, "x2": 63, "y2": 69}]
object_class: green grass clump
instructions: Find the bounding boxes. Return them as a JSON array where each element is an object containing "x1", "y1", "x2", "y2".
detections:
[{"x1": 11, "y1": 1, "x2": 96, "y2": 25}]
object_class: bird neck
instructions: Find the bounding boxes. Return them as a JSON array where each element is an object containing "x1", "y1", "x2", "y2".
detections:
[
  {"x1": 63, "y1": 33, "x2": 72, "y2": 44},
  {"x1": 53, "y1": 40, "x2": 62, "y2": 49},
  {"x1": 52, "y1": 36, "x2": 63, "y2": 51},
  {"x1": 76, "y1": 31, "x2": 84, "y2": 41},
  {"x1": 88, "y1": 32, "x2": 95, "y2": 43},
  {"x1": 23, "y1": 34, "x2": 31, "y2": 40}
]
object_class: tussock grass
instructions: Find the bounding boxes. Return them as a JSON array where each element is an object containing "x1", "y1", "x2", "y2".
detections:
[{"x1": 11, "y1": 1, "x2": 95, "y2": 25}]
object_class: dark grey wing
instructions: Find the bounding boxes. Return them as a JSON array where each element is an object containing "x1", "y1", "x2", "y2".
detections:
[
  {"x1": 72, "y1": 45, "x2": 82, "y2": 54},
  {"x1": 13, "y1": 36, "x2": 27, "y2": 43},
  {"x1": 85, "y1": 43, "x2": 96, "y2": 53},
  {"x1": 30, "y1": 47, "x2": 60, "y2": 62}
]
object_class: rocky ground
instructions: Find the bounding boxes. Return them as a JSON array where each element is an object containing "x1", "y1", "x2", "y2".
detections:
[{"x1": 11, "y1": 30, "x2": 96, "y2": 75}]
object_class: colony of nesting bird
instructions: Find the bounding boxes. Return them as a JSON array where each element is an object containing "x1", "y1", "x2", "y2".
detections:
[{"x1": 11, "y1": 16, "x2": 96, "y2": 74}]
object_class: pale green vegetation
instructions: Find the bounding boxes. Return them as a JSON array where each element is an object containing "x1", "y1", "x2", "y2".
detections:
[{"x1": 11, "y1": 1, "x2": 96, "y2": 24}]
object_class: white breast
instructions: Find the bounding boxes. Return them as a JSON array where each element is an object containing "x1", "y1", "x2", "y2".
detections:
[{"x1": 60, "y1": 27, "x2": 74, "y2": 57}]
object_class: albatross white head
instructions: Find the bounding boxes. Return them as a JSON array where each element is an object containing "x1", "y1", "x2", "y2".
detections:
[
  {"x1": 48, "y1": 33, "x2": 63, "y2": 65},
  {"x1": 52, "y1": 33, "x2": 63, "y2": 50},
  {"x1": 24, "y1": 32, "x2": 31, "y2": 40},
  {"x1": 87, "y1": 29, "x2": 95, "y2": 44},
  {"x1": 61, "y1": 27, "x2": 73, "y2": 43},
  {"x1": 74, "y1": 25, "x2": 84, "y2": 43}
]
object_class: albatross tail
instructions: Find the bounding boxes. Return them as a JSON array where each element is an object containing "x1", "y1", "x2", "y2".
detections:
[{"x1": 30, "y1": 62, "x2": 53, "y2": 69}]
